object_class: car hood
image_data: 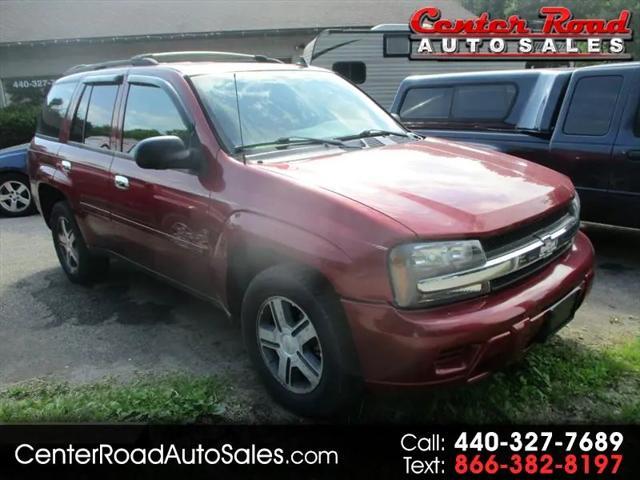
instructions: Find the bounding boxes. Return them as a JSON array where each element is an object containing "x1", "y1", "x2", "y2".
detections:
[{"x1": 261, "y1": 138, "x2": 574, "y2": 238}]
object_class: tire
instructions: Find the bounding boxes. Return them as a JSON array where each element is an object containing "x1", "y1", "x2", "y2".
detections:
[
  {"x1": 241, "y1": 264, "x2": 362, "y2": 417},
  {"x1": 50, "y1": 201, "x2": 109, "y2": 284},
  {"x1": 0, "y1": 173, "x2": 36, "y2": 217}
]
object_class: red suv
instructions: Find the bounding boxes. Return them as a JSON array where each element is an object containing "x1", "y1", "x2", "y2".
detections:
[{"x1": 29, "y1": 52, "x2": 594, "y2": 416}]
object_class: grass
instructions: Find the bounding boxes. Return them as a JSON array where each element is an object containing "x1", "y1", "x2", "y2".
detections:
[
  {"x1": 0, "y1": 375, "x2": 226, "y2": 423},
  {"x1": 0, "y1": 338, "x2": 638, "y2": 424},
  {"x1": 363, "y1": 336, "x2": 640, "y2": 424}
]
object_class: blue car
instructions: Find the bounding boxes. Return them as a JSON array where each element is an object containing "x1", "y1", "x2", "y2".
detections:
[{"x1": 0, "y1": 143, "x2": 35, "y2": 217}]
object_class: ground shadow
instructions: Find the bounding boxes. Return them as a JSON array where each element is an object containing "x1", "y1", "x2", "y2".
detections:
[
  {"x1": 12, "y1": 260, "x2": 196, "y2": 328},
  {"x1": 581, "y1": 223, "x2": 640, "y2": 271}
]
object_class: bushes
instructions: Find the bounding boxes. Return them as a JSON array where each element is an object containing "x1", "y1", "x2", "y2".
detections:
[{"x1": 0, "y1": 104, "x2": 40, "y2": 149}]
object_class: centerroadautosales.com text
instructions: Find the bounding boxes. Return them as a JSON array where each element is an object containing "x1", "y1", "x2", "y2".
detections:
[{"x1": 14, "y1": 443, "x2": 339, "y2": 466}]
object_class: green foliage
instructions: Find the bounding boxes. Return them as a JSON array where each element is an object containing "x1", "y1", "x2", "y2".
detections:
[
  {"x1": 461, "y1": 0, "x2": 640, "y2": 60},
  {"x1": 0, "y1": 375, "x2": 226, "y2": 423},
  {"x1": 0, "y1": 339, "x2": 637, "y2": 424},
  {"x1": 125, "y1": 128, "x2": 162, "y2": 141},
  {"x1": 0, "y1": 104, "x2": 40, "y2": 148}
]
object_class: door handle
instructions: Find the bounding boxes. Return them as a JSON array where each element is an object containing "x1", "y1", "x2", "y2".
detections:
[
  {"x1": 627, "y1": 150, "x2": 640, "y2": 161},
  {"x1": 60, "y1": 160, "x2": 71, "y2": 172},
  {"x1": 114, "y1": 175, "x2": 130, "y2": 190}
]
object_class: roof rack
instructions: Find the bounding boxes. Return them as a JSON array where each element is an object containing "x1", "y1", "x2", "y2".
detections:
[{"x1": 64, "y1": 51, "x2": 284, "y2": 75}]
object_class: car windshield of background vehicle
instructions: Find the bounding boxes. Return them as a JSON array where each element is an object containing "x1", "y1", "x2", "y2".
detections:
[{"x1": 190, "y1": 70, "x2": 403, "y2": 154}]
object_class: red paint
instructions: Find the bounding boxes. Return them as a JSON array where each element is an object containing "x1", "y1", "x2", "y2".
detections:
[
  {"x1": 540, "y1": 7, "x2": 631, "y2": 36},
  {"x1": 28, "y1": 62, "x2": 594, "y2": 386},
  {"x1": 409, "y1": 6, "x2": 631, "y2": 37},
  {"x1": 410, "y1": 8, "x2": 529, "y2": 36},
  {"x1": 344, "y1": 233, "x2": 594, "y2": 386}
]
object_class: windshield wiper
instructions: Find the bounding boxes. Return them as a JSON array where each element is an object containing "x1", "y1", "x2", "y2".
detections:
[
  {"x1": 338, "y1": 129, "x2": 413, "y2": 141},
  {"x1": 235, "y1": 136, "x2": 360, "y2": 153}
]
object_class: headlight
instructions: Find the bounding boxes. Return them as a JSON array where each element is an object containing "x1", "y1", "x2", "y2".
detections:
[
  {"x1": 389, "y1": 240, "x2": 488, "y2": 308},
  {"x1": 569, "y1": 194, "x2": 581, "y2": 220}
]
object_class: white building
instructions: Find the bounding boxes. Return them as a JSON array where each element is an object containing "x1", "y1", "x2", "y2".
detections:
[{"x1": 0, "y1": 0, "x2": 473, "y2": 106}]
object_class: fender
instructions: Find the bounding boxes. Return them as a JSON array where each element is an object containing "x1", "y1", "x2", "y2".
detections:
[
  {"x1": 211, "y1": 210, "x2": 357, "y2": 308},
  {"x1": 0, "y1": 145, "x2": 28, "y2": 174}
]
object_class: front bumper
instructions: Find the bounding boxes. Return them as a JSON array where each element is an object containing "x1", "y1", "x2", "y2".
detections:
[{"x1": 342, "y1": 231, "x2": 595, "y2": 387}]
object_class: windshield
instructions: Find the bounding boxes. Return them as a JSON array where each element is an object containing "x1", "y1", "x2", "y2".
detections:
[{"x1": 190, "y1": 70, "x2": 404, "y2": 152}]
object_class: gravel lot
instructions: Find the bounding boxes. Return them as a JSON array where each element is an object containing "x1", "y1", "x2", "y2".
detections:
[{"x1": 1, "y1": 215, "x2": 638, "y2": 420}]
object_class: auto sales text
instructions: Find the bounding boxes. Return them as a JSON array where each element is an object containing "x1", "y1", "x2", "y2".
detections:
[{"x1": 408, "y1": 6, "x2": 633, "y2": 60}]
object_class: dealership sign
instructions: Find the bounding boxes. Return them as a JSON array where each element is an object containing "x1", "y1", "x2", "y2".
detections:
[{"x1": 408, "y1": 6, "x2": 633, "y2": 60}]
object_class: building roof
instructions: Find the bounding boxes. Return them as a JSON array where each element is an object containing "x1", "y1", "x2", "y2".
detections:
[{"x1": 0, "y1": 0, "x2": 473, "y2": 46}]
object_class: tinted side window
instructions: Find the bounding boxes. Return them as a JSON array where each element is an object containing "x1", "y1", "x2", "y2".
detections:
[
  {"x1": 400, "y1": 87, "x2": 453, "y2": 120},
  {"x1": 451, "y1": 84, "x2": 516, "y2": 120},
  {"x1": 399, "y1": 84, "x2": 516, "y2": 123},
  {"x1": 37, "y1": 82, "x2": 77, "y2": 138},
  {"x1": 563, "y1": 76, "x2": 622, "y2": 136},
  {"x1": 70, "y1": 85, "x2": 90, "y2": 143},
  {"x1": 122, "y1": 85, "x2": 189, "y2": 153},
  {"x1": 84, "y1": 84, "x2": 118, "y2": 149},
  {"x1": 332, "y1": 62, "x2": 366, "y2": 85},
  {"x1": 635, "y1": 104, "x2": 640, "y2": 138}
]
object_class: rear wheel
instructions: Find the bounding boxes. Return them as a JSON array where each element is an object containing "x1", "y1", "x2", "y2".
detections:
[
  {"x1": 241, "y1": 265, "x2": 362, "y2": 417},
  {"x1": 0, "y1": 173, "x2": 35, "y2": 217},
  {"x1": 50, "y1": 201, "x2": 109, "y2": 284}
]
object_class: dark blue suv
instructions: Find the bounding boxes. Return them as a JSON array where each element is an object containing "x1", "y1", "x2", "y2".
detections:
[{"x1": 391, "y1": 62, "x2": 640, "y2": 229}]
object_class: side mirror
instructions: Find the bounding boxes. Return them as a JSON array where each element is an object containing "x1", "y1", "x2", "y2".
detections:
[{"x1": 133, "y1": 136, "x2": 201, "y2": 170}]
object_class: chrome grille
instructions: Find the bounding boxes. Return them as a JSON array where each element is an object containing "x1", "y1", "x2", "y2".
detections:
[
  {"x1": 484, "y1": 210, "x2": 579, "y2": 291},
  {"x1": 416, "y1": 207, "x2": 580, "y2": 296},
  {"x1": 482, "y1": 205, "x2": 570, "y2": 256}
]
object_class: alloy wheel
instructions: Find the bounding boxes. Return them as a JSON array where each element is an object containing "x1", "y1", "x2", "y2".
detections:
[
  {"x1": 56, "y1": 217, "x2": 80, "y2": 274},
  {"x1": 0, "y1": 180, "x2": 31, "y2": 213},
  {"x1": 257, "y1": 296, "x2": 323, "y2": 394}
]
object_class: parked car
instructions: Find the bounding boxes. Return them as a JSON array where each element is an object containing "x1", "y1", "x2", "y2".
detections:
[
  {"x1": 29, "y1": 51, "x2": 594, "y2": 416},
  {"x1": 0, "y1": 143, "x2": 36, "y2": 217},
  {"x1": 391, "y1": 62, "x2": 640, "y2": 229}
]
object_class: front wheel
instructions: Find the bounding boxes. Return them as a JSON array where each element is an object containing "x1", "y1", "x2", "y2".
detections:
[{"x1": 241, "y1": 265, "x2": 362, "y2": 417}]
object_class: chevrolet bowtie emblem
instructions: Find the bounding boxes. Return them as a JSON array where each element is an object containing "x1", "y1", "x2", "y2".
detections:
[{"x1": 538, "y1": 235, "x2": 558, "y2": 258}]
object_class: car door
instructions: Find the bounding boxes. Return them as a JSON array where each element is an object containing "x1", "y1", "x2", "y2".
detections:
[
  {"x1": 549, "y1": 72, "x2": 625, "y2": 224},
  {"x1": 56, "y1": 75, "x2": 122, "y2": 248},
  {"x1": 610, "y1": 68, "x2": 640, "y2": 228},
  {"x1": 109, "y1": 75, "x2": 214, "y2": 295}
]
